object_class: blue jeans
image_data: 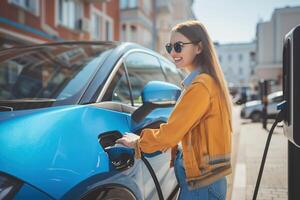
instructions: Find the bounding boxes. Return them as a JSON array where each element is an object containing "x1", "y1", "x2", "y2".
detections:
[{"x1": 174, "y1": 150, "x2": 227, "y2": 200}]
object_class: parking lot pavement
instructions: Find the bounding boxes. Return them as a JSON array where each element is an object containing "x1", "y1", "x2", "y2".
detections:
[
  {"x1": 226, "y1": 105, "x2": 242, "y2": 200},
  {"x1": 231, "y1": 117, "x2": 288, "y2": 200}
]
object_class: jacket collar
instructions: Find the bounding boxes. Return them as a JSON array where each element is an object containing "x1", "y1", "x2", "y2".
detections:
[{"x1": 182, "y1": 68, "x2": 202, "y2": 88}]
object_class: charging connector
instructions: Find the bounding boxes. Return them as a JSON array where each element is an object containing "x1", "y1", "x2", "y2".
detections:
[{"x1": 141, "y1": 153, "x2": 165, "y2": 200}]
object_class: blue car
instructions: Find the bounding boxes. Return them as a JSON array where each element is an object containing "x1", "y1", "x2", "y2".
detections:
[{"x1": 0, "y1": 42, "x2": 185, "y2": 200}]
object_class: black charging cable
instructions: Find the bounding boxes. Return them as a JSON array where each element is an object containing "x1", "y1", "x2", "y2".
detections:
[
  {"x1": 252, "y1": 102, "x2": 287, "y2": 200},
  {"x1": 141, "y1": 153, "x2": 165, "y2": 200}
]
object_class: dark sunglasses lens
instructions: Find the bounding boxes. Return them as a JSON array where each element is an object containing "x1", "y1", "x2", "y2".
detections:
[
  {"x1": 165, "y1": 44, "x2": 172, "y2": 54},
  {"x1": 174, "y1": 43, "x2": 182, "y2": 53}
]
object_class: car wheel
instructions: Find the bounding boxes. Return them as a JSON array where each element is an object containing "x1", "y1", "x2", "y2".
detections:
[
  {"x1": 81, "y1": 187, "x2": 136, "y2": 200},
  {"x1": 251, "y1": 112, "x2": 262, "y2": 122}
]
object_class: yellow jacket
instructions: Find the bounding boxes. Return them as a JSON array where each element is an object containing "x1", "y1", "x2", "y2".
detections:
[{"x1": 134, "y1": 73, "x2": 232, "y2": 189}]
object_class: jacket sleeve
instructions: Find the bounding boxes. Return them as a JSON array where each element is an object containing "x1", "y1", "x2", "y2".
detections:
[{"x1": 134, "y1": 81, "x2": 211, "y2": 158}]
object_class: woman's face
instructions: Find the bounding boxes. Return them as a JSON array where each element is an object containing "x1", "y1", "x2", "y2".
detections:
[{"x1": 168, "y1": 31, "x2": 202, "y2": 71}]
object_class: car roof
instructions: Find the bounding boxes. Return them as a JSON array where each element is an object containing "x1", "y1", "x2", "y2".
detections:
[
  {"x1": 0, "y1": 41, "x2": 118, "y2": 52},
  {"x1": 0, "y1": 41, "x2": 166, "y2": 62},
  {"x1": 268, "y1": 91, "x2": 283, "y2": 99},
  {"x1": 0, "y1": 41, "x2": 171, "y2": 105},
  {"x1": 0, "y1": 41, "x2": 153, "y2": 54}
]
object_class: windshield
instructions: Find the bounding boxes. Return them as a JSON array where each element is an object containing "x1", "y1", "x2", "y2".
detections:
[{"x1": 0, "y1": 43, "x2": 115, "y2": 103}]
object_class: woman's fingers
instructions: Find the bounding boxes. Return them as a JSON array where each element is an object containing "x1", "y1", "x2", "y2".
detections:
[
  {"x1": 116, "y1": 138, "x2": 127, "y2": 145},
  {"x1": 115, "y1": 133, "x2": 140, "y2": 148},
  {"x1": 116, "y1": 137, "x2": 132, "y2": 147}
]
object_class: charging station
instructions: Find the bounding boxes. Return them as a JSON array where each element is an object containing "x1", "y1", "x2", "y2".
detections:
[
  {"x1": 253, "y1": 24, "x2": 300, "y2": 200},
  {"x1": 283, "y1": 25, "x2": 300, "y2": 147},
  {"x1": 283, "y1": 24, "x2": 300, "y2": 200}
]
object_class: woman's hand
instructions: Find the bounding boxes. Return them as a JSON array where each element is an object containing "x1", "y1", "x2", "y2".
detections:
[{"x1": 116, "y1": 132, "x2": 140, "y2": 148}]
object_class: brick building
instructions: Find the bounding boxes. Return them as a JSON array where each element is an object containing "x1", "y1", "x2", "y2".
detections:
[{"x1": 0, "y1": 0, "x2": 120, "y2": 49}]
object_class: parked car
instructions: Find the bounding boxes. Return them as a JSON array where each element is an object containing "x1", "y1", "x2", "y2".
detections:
[
  {"x1": 240, "y1": 91, "x2": 283, "y2": 122},
  {"x1": 0, "y1": 42, "x2": 184, "y2": 200}
]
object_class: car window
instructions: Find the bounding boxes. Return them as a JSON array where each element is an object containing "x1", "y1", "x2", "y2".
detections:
[
  {"x1": 101, "y1": 64, "x2": 132, "y2": 105},
  {"x1": 160, "y1": 59, "x2": 183, "y2": 87},
  {"x1": 124, "y1": 52, "x2": 166, "y2": 106},
  {"x1": 0, "y1": 44, "x2": 113, "y2": 102},
  {"x1": 272, "y1": 95, "x2": 283, "y2": 103}
]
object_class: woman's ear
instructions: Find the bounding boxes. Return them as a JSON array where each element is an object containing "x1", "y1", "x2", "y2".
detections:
[{"x1": 196, "y1": 42, "x2": 203, "y2": 54}]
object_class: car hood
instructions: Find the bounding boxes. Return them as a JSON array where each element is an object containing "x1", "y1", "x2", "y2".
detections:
[
  {"x1": 0, "y1": 105, "x2": 130, "y2": 199},
  {"x1": 245, "y1": 100, "x2": 262, "y2": 107}
]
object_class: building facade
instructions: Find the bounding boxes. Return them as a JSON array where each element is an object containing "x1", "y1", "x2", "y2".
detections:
[
  {"x1": 0, "y1": 0, "x2": 120, "y2": 49},
  {"x1": 255, "y1": 6, "x2": 300, "y2": 91},
  {"x1": 215, "y1": 42, "x2": 256, "y2": 88},
  {"x1": 119, "y1": 0, "x2": 195, "y2": 53},
  {"x1": 170, "y1": 0, "x2": 195, "y2": 27},
  {"x1": 120, "y1": 0, "x2": 153, "y2": 49},
  {"x1": 155, "y1": 0, "x2": 172, "y2": 54}
]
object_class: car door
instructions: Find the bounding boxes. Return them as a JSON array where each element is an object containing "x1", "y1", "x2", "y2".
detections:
[
  {"x1": 96, "y1": 63, "x2": 146, "y2": 199},
  {"x1": 124, "y1": 51, "x2": 178, "y2": 200}
]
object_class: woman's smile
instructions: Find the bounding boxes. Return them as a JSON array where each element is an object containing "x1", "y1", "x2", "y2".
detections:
[{"x1": 174, "y1": 57, "x2": 183, "y2": 63}]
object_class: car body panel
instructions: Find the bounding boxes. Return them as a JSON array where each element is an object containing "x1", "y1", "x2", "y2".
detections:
[
  {"x1": 0, "y1": 42, "x2": 181, "y2": 200},
  {"x1": 0, "y1": 105, "x2": 140, "y2": 199},
  {"x1": 13, "y1": 183, "x2": 53, "y2": 200}
]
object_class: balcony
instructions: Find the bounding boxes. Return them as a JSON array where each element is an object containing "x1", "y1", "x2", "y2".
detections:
[{"x1": 156, "y1": 0, "x2": 172, "y2": 13}]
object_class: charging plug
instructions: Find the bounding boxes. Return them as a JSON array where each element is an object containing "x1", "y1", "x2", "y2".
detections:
[{"x1": 276, "y1": 101, "x2": 287, "y2": 122}]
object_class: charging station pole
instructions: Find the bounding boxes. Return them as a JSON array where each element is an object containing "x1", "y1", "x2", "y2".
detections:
[
  {"x1": 281, "y1": 24, "x2": 300, "y2": 200},
  {"x1": 288, "y1": 142, "x2": 300, "y2": 200},
  {"x1": 259, "y1": 80, "x2": 268, "y2": 129}
]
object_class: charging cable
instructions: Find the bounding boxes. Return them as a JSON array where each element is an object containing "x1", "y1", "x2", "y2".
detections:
[
  {"x1": 141, "y1": 153, "x2": 165, "y2": 200},
  {"x1": 252, "y1": 101, "x2": 287, "y2": 200}
]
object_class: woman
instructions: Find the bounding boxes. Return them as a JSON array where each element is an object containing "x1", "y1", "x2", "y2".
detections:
[{"x1": 116, "y1": 20, "x2": 232, "y2": 200}]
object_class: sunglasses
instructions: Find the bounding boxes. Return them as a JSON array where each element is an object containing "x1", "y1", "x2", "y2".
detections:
[{"x1": 165, "y1": 41, "x2": 200, "y2": 54}]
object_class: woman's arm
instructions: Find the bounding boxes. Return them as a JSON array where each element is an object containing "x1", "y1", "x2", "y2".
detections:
[
  {"x1": 117, "y1": 80, "x2": 211, "y2": 158},
  {"x1": 136, "y1": 81, "x2": 210, "y2": 154}
]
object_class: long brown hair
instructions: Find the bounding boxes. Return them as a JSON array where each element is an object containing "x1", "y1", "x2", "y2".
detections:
[{"x1": 172, "y1": 20, "x2": 232, "y2": 130}]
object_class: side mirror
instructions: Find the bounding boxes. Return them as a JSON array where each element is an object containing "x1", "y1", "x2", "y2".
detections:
[{"x1": 131, "y1": 81, "x2": 181, "y2": 123}]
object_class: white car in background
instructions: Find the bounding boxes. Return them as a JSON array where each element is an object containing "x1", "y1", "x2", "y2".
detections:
[{"x1": 240, "y1": 91, "x2": 283, "y2": 122}]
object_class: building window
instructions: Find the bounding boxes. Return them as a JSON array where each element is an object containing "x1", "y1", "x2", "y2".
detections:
[
  {"x1": 120, "y1": 0, "x2": 126, "y2": 9},
  {"x1": 90, "y1": 6, "x2": 114, "y2": 41},
  {"x1": 219, "y1": 55, "x2": 222, "y2": 63},
  {"x1": 250, "y1": 51, "x2": 255, "y2": 61},
  {"x1": 58, "y1": 0, "x2": 83, "y2": 30},
  {"x1": 159, "y1": 20, "x2": 164, "y2": 29},
  {"x1": 239, "y1": 67, "x2": 243, "y2": 75},
  {"x1": 105, "y1": 20, "x2": 113, "y2": 41},
  {"x1": 128, "y1": 25, "x2": 137, "y2": 42},
  {"x1": 129, "y1": 0, "x2": 137, "y2": 8},
  {"x1": 9, "y1": 0, "x2": 39, "y2": 15},
  {"x1": 91, "y1": 12, "x2": 101, "y2": 39},
  {"x1": 120, "y1": 0, "x2": 137, "y2": 9},
  {"x1": 121, "y1": 24, "x2": 126, "y2": 41},
  {"x1": 228, "y1": 54, "x2": 232, "y2": 62},
  {"x1": 239, "y1": 54, "x2": 243, "y2": 61},
  {"x1": 143, "y1": 0, "x2": 151, "y2": 15}
]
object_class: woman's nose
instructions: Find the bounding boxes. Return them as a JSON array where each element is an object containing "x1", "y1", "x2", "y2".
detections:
[{"x1": 170, "y1": 49, "x2": 178, "y2": 57}]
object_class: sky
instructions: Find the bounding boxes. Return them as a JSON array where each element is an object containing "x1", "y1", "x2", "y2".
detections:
[{"x1": 192, "y1": 0, "x2": 300, "y2": 44}]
